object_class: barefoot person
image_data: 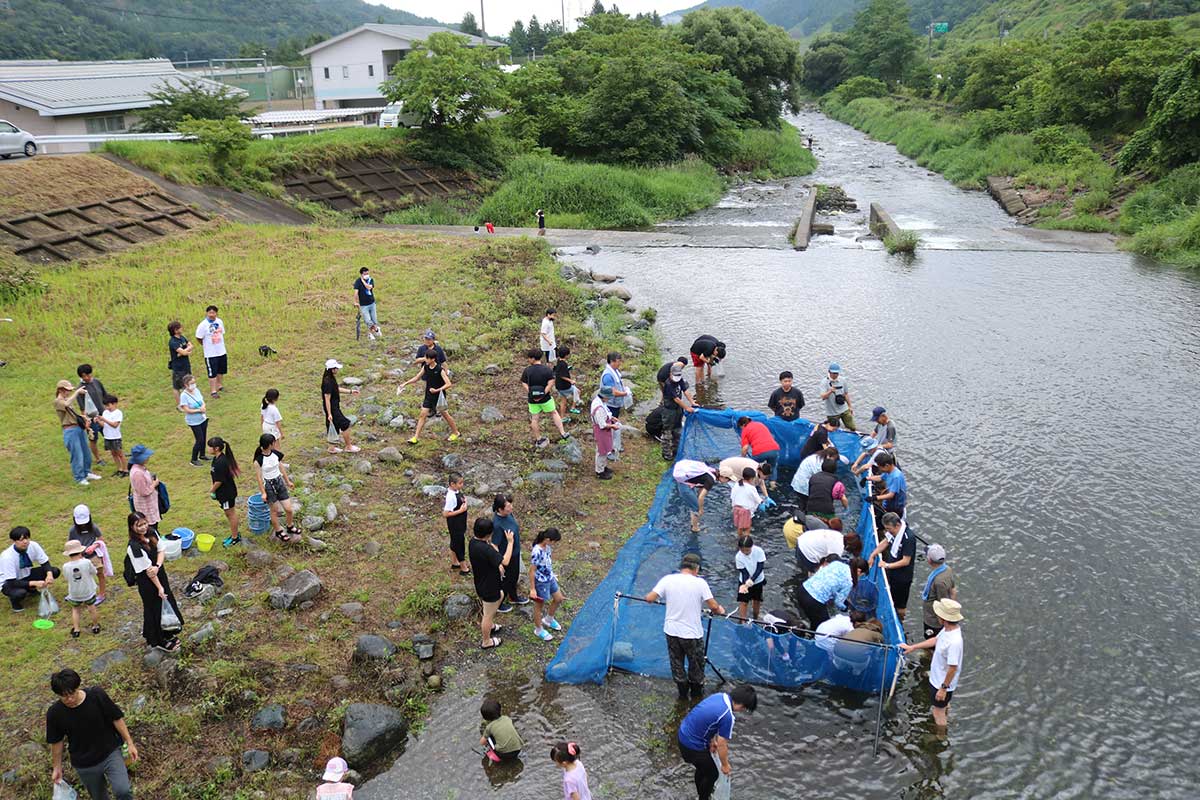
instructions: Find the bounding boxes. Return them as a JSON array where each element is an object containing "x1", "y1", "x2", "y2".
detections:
[
  {"x1": 900, "y1": 599, "x2": 964, "y2": 729},
  {"x1": 673, "y1": 460, "x2": 717, "y2": 533},
  {"x1": 397, "y1": 349, "x2": 461, "y2": 444}
]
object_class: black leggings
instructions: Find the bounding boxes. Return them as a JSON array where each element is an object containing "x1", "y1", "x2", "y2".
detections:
[
  {"x1": 189, "y1": 420, "x2": 208, "y2": 461},
  {"x1": 680, "y1": 743, "x2": 719, "y2": 800},
  {"x1": 797, "y1": 586, "x2": 831, "y2": 629}
]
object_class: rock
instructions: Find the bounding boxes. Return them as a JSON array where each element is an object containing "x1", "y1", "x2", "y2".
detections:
[
  {"x1": 342, "y1": 377, "x2": 364, "y2": 386},
  {"x1": 630, "y1": 318, "x2": 651, "y2": 331},
  {"x1": 90, "y1": 649, "x2": 129, "y2": 673},
  {"x1": 602, "y1": 286, "x2": 632, "y2": 301},
  {"x1": 339, "y1": 602, "x2": 365, "y2": 623},
  {"x1": 353, "y1": 634, "x2": 395, "y2": 661},
  {"x1": 131, "y1": 695, "x2": 148, "y2": 713},
  {"x1": 527, "y1": 471, "x2": 565, "y2": 485},
  {"x1": 590, "y1": 270, "x2": 616, "y2": 282},
  {"x1": 557, "y1": 438, "x2": 584, "y2": 465},
  {"x1": 298, "y1": 600, "x2": 315, "y2": 611},
  {"x1": 1, "y1": 769, "x2": 17, "y2": 784},
  {"x1": 251, "y1": 704, "x2": 286, "y2": 731},
  {"x1": 483, "y1": 363, "x2": 502, "y2": 376},
  {"x1": 274, "y1": 565, "x2": 295, "y2": 582},
  {"x1": 217, "y1": 608, "x2": 233, "y2": 618},
  {"x1": 586, "y1": 244, "x2": 602, "y2": 255},
  {"x1": 441, "y1": 453, "x2": 463, "y2": 470},
  {"x1": 540, "y1": 458, "x2": 569, "y2": 471},
  {"x1": 444, "y1": 593, "x2": 475, "y2": 620},
  {"x1": 411, "y1": 633, "x2": 433, "y2": 645},
  {"x1": 346, "y1": 769, "x2": 363, "y2": 785},
  {"x1": 325, "y1": 503, "x2": 338, "y2": 522},
  {"x1": 216, "y1": 593, "x2": 237, "y2": 611},
  {"x1": 142, "y1": 650, "x2": 165, "y2": 669},
  {"x1": 421, "y1": 659, "x2": 437, "y2": 677},
  {"x1": 341, "y1": 704, "x2": 408, "y2": 768},
  {"x1": 420, "y1": 484, "x2": 445, "y2": 498},
  {"x1": 330, "y1": 675, "x2": 352, "y2": 691},
  {"x1": 359, "y1": 403, "x2": 382, "y2": 417},
  {"x1": 302, "y1": 515, "x2": 324, "y2": 532},
  {"x1": 354, "y1": 459, "x2": 373, "y2": 475},
  {"x1": 280, "y1": 747, "x2": 303, "y2": 766},
  {"x1": 480, "y1": 405, "x2": 504, "y2": 423},
  {"x1": 241, "y1": 750, "x2": 271, "y2": 773},
  {"x1": 304, "y1": 536, "x2": 327, "y2": 551},
  {"x1": 363, "y1": 541, "x2": 382, "y2": 556},
  {"x1": 297, "y1": 715, "x2": 322, "y2": 733},
  {"x1": 315, "y1": 456, "x2": 339, "y2": 469},
  {"x1": 426, "y1": 674, "x2": 443, "y2": 690},
  {"x1": 386, "y1": 620, "x2": 403, "y2": 630},
  {"x1": 204, "y1": 560, "x2": 229, "y2": 573},
  {"x1": 189, "y1": 622, "x2": 217, "y2": 645},
  {"x1": 387, "y1": 414, "x2": 407, "y2": 429},
  {"x1": 414, "y1": 642, "x2": 435, "y2": 661},
  {"x1": 622, "y1": 335, "x2": 645, "y2": 351},
  {"x1": 465, "y1": 495, "x2": 485, "y2": 509},
  {"x1": 246, "y1": 549, "x2": 275, "y2": 569},
  {"x1": 378, "y1": 447, "x2": 403, "y2": 464},
  {"x1": 189, "y1": 583, "x2": 217, "y2": 604},
  {"x1": 376, "y1": 407, "x2": 395, "y2": 425},
  {"x1": 414, "y1": 473, "x2": 439, "y2": 486},
  {"x1": 268, "y1": 570, "x2": 323, "y2": 610}
]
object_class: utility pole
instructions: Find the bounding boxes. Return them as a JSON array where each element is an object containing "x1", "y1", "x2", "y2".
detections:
[
  {"x1": 928, "y1": 16, "x2": 933, "y2": 55},
  {"x1": 562, "y1": 0, "x2": 566, "y2": 31},
  {"x1": 479, "y1": 0, "x2": 487, "y2": 45},
  {"x1": 262, "y1": 51, "x2": 272, "y2": 111}
]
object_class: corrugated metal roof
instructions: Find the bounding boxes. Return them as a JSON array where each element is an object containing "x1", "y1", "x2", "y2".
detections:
[
  {"x1": 0, "y1": 59, "x2": 245, "y2": 116},
  {"x1": 301, "y1": 24, "x2": 490, "y2": 56}
]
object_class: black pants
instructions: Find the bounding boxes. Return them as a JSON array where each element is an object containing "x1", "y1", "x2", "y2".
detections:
[
  {"x1": 660, "y1": 404, "x2": 683, "y2": 458},
  {"x1": 447, "y1": 523, "x2": 466, "y2": 562},
  {"x1": 667, "y1": 634, "x2": 705, "y2": 686},
  {"x1": 136, "y1": 568, "x2": 182, "y2": 647},
  {"x1": 189, "y1": 419, "x2": 208, "y2": 461},
  {"x1": 679, "y1": 743, "x2": 719, "y2": 800},
  {"x1": 501, "y1": 557, "x2": 520, "y2": 602},
  {"x1": 797, "y1": 586, "x2": 830, "y2": 629},
  {"x1": 2, "y1": 564, "x2": 60, "y2": 610}
]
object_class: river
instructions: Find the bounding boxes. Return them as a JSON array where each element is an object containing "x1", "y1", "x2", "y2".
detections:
[{"x1": 359, "y1": 110, "x2": 1200, "y2": 799}]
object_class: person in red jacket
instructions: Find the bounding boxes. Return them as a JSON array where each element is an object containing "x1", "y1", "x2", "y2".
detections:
[{"x1": 736, "y1": 416, "x2": 781, "y2": 487}]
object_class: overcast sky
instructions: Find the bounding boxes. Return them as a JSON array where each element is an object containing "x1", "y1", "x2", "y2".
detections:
[{"x1": 382, "y1": 0, "x2": 685, "y2": 35}]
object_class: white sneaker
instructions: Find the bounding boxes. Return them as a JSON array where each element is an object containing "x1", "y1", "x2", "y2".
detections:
[
  {"x1": 367, "y1": 333, "x2": 376, "y2": 341},
  {"x1": 77, "y1": 479, "x2": 90, "y2": 486},
  {"x1": 86, "y1": 473, "x2": 102, "y2": 481}
]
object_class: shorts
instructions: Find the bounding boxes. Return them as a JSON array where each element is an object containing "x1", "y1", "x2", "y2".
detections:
[
  {"x1": 171, "y1": 370, "x2": 189, "y2": 391},
  {"x1": 264, "y1": 476, "x2": 289, "y2": 504},
  {"x1": 737, "y1": 581, "x2": 764, "y2": 603},
  {"x1": 732, "y1": 505, "x2": 753, "y2": 529},
  {"x1": 534, "y1": 577, "x2": 560, "y2": 602},
  {"x1": 205, "y1": 354, "x2": 228, "y2": 379},
  {"x1": 68, "y1": 595, "x2": 96, "y2": 607},
  {"x1": 422, "y1": 391, "x2": 441, "y2": 411},
  {"x1": 683, "y1": 473, "x2": 715, "y2": 491},
  {"x1": 103, "y1": 438, "x2": 122, "y2": 452},
  {"x1": 931, "y1": 688, "x2": 955, "y2": 709},
  {"x1": 690, "y1": 351, "x2": 705, "y2": 367},
  {"x1": 557, "y1": 388, "x2": 574, "y2": 399},
  {"x1": 216, "y1": 497, "x2": 236, "y2": 511},
  {"x1": 528, "y1": 398, "x2": 556, "y2": 415}
]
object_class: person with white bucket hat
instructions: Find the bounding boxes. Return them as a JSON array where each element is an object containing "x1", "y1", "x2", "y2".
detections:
[{"x1": 900, "y1": 598, "x2": 965, "y2": 729}]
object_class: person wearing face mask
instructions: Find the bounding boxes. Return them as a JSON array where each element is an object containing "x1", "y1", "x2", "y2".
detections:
[
  {"x1": 354, "y1": 266, "x2": 380, "y2": 340},
  {"x1": 659, "y1": 362, "x2": 696, "y2": 460}
]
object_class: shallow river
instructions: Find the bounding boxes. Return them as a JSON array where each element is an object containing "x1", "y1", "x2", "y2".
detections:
[{"x1": 360, "y1": 111, "x2": 1200, "y2": 799}]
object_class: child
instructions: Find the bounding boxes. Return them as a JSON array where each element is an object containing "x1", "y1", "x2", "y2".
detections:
[
  {"x1": 208, "y1": 437, "x2": 241, "y2": 548},
  {"x1": 730, "y1": 467, "x2": 763, "y2": 537},
  {"x1": 735, "y1": 535, "x2": 766, "y2": 622},
  {"x1": 397, "y1": 350, "x2": 461, "y2": 444},
  {"x1": 551, "y1": 741, "x2": 592, "y2": 800},
  {"x1": 61, "y1": 541, "x2": 101, "y2": 638},
  {"x1": 479, "y1": 698, "x2": 524, "y2": 762},
  {"x1": 99, "y1": 394, "x2": 126, "y2": 477},
  {"x1": 260, "y1": 388, "x2": 284, "y2": 440},
  {"x1": 553, "y1": 346, "x2": 581, "y2": 416},
  {"x1": 530, "y1": 528, "x2": 566, "y2": 642},
  {"x1": 316, "y1": 756, "x2": 353, "y2": 799},
  {"x1": 254, "y1": 433, "x2": 299, "y2": 544},
  {"x1": 443, "y1": 472, "x2": 470, "y2": 575}
]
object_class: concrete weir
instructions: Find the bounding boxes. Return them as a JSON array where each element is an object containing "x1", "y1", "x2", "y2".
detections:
[
  {"x1": 869, "y1": 203, "x2": 902, "y2": 239},
  {"x1": 790, "y1": 188, "x2": 819, "y2": 250}
]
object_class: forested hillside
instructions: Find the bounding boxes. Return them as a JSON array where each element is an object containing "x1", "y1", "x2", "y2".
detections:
[{"x1": 0, "y1": 0, "x2": 442, "y2": 61}]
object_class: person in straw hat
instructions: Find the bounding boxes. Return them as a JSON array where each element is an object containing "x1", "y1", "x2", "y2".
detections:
[{"x1": 900, "y1": 598, "x2": 964, "y2": 729}]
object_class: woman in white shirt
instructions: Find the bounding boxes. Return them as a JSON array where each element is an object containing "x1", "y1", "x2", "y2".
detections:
[{"x1": 260, "y1": 388, "x2": 284, "y2": 440}]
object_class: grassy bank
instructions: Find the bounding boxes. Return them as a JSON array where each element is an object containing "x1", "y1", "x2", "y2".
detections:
[
  {"x1": 1118, "y1": 163, "x2": 1200, "y2": 267},
  {"x1": 725, "y1": 123, "x2": 818, "y2": 180},
  {"x1": 0, "y1": 226, "x2": 665, "y2": 798}
]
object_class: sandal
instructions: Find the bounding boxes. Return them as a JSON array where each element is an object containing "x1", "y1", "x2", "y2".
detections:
[
  {"x1": 70, "y1": 628, "x2": 80, "y2": 638},
  {"x1": 286, "y1": 525, "x2": 303, "y2": 536},
  {"x1": 273, "y1": 529, "x2": 292, "y2": 544},
  {"x1": 491, "y1": 624, "x2": 502, "y2": 634},
  {"x1": 481, "y1": 637, "x2": 502, "y2": 650},
  {"x1": 91, "y1": 625, "x2": 101, "y2": 635},
  {"x1": 459, "y1": 568, "x2": 471, "y2": 576},
  {"x1": 346, "y1": 444, "x2": 361, "y2": 453}
]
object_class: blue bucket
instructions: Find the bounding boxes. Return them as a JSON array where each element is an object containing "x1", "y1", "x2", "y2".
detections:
[
  {"x1": 173, "y1": 527, "x2": 196, "y2": 550},
  {"x1": 247, "y1": 493, "x2": 272, "y2": 534}
]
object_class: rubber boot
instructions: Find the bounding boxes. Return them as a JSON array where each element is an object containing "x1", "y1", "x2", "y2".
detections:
[
  {"x1": 690, "y1": 682, "x2": 704, "y2": 699},
  {"x1": 676, "y1": 681, "x2": 690, "y2": 700}
]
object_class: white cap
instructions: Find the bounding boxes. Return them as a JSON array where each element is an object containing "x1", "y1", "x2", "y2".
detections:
[
  {"x1": 324, "y1": 359, "x2": 343, "y2": 370},
  {"x1": 73, "y1": 504, "x2": 90, "y2": 525},
  {"x1": 322, "y1": 756, "x2": 349, "y2": 782}
]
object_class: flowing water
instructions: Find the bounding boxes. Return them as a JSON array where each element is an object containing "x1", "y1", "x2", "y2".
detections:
[{"x1": 359, "y1": 111, "x2": 1200, "y2": 799}]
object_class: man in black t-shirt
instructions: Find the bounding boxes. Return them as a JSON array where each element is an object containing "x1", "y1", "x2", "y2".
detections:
[
  {"x1": 468, "y1": 518, "x2": 513, "y2": 650},
  {"x1": 398, "y1": 350, "x2": 461, "y2": 444},
  {"x1": 659, "y1": 362, "x2": 695, "y2": 460},
  {"x1": 415, "y1": 329, "x2": 446, "y2": 366},
  {"x1": 869, "y1": 512, "x2": 917, "y2": 621},
  {"x1": 689, "y1": 335, "x2": 726, "y2": 386},
  {"x1": 46, "y1": 668, "x2": 137, "y2": 799},
  {"x1": 657, "y1": 356, "x2": 689, "y2": 395},
  {"x1": 768, "y1": 371, "x2": 805, "y2": 421},
  {"x1": 520, "y1": 349, "x2": 567, "y2": 447}
]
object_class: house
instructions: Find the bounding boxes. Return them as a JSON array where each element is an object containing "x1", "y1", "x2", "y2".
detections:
[
  {"x1": 178, "y1": 63, "x2": 313, "y2": 107},
  {"x1": 301, "y1": 24, "x2": 495, "y2": 110},
  {"x1": 0, "y1": 59, "x2": 243, "y2": 153}
]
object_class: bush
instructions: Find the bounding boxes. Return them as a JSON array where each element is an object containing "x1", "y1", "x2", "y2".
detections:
[
  {"x1": 827, "y1": 76, "x2": 888, "y2": 105},
  {"x1": 725, "y1": 125, "x2": 817, "y2": 178},
  {"x1": 176, "y1": 116, "x2": 252, "y2": 178},
  {"x1": 0, "y1": 253, "x2": 45, "y2": 303},
  {"x1": 1126, "y1": 207, "x2": 1200, "y2": 267},
  {"x1": 883, "y1": 230, "x2": 919, "y2": 254},
  {"x1": 1118, "y1": 163, "x2": 1200, "y2": 234}
]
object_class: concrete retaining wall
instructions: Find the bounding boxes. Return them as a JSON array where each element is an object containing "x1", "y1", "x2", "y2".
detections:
[
  {"x1": 791, "y1": 189, "x2": 818, "y2": 250},
  {"x1": 869, "y1": 203, "x2": 901, "y2": 239}
]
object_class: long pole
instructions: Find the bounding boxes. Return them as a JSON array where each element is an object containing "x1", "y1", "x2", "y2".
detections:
[
  {"x1": 562, "y1": 0, "x2": 567, "y2": 30},
  {"x1": 872, "y1": 646, "x2": 889, "y2": 756},
  {"x1": 262, "y1": 52, "x2": 272, "y2": 111},
  {"x1": 479, "y1": 0, "x2": 487, "y2": 45}
]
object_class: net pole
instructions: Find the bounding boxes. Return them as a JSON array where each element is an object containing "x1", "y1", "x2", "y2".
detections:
[
  {"x1": 872, "y1": 645, "x2": 889, "y2": 757},
  {"x1": 703, "y1": 614, "x2": 727, "y2": 684}
]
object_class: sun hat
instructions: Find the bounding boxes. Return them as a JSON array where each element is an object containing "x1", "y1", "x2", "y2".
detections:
[
  {"x1": 73, "y1": 504, "x2": 90, "y2": 525},
  {"x1": 859, "y1": 436, "x2": 879, "y2": 451},
  {"x1": 599, "y1": 385, "x2": 614, "y2": 398},
  {"x1": 324, "y1": 358, "x2": 343, "y2": 370},
  {"x1": 827, "y1": 362, "x2": 841, "y2": 374},
  {"x1": 63, "y1": 541, "x2": 85, "y2": 557},
  {"x1": 322, "y1": 756, "x2": 349, "y2": 782},
  {"x1": 128, "y1": 444, "x2": 153, "y2": 464},
  {"x1": 871, "y1": 406, "x2": 886, "y2": 421},
  {"x1": 926, "y1": 543, "x2": 947, "y2": 563},
  {"x1": 422, "y1": 329, "x2": 436, "y2": 340},
  {"x1": 669, "y1": 363, "x2": 684, "y2": 382},
  {"x1": 933, "y1": 598, "x2": 963, "y2": 622},
  {"x1": 56, "y1": 379, "x2": 74, "y2": 391}
]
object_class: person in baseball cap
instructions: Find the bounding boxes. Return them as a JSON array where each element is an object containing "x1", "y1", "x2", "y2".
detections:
[
  {"x1": 820, "y1": 362, "x2": 856, "y2": 431},
  {"x1": 920, "y1": 543, "x2": 957, "y2": 639},
  {"x1": 870, "y1": 406, "x2": 897, "y2": 455},
  {"x1": 317, "y1": 756, "x2": 353, "y2": 798},
  {"x1": 416, "y1": 329, "x2": 446, "y2": 366}
]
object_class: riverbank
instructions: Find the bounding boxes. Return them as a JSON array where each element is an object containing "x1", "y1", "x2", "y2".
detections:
[{"x1": 0, "y1": 225, "x2": 666, "y2": 797}]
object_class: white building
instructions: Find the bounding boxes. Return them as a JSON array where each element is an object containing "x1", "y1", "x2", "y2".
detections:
[
  {"x1": 0, "y1": 59, "x2": 240, "y2": 153},
  {"x1": 301, "y1": 24, "x2": 493, "y2": 110}
]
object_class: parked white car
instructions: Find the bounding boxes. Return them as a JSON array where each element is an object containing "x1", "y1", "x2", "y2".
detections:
[
  {"x1": 0, "y1": 120, "x2": 36, "y2": 158},
  {"x1": 378, "y1": 102, "x2": 420, "y2": 129}
]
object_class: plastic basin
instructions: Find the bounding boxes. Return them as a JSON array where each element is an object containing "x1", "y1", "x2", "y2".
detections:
[
  {"x1": 173, "y1": 527, "x2": 196, "y2": 549},
  {"x1": 195, "y1": 533, "x2": 216, "y2": 552}
]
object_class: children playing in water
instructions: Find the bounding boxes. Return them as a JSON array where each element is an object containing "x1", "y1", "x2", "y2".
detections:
[
  {"x1": 479, "y1": 698, "x2": 524, "y2": 762},
  {"x1": 729, "y1": 467, "x2": 763, "y2": 536},
  {"x1": 551, "y1": 741, "x2": 592, "y2": 800},
  {"x1": 735, "y1": 535, "x2": 766, "y2": 621}
]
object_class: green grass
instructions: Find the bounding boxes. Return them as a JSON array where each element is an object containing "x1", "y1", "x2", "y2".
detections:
[
  {"x1": 1125, "y1": 208, "x2": 1200, "y2": 267},
  {"x1": 883, "y1": 230, "x2": 921, "y2": 253},
  {"x1": 1114, "y1": 163, "x2": 1200, "y2": 266},
  {"x1": 381, "y1": 197, "x2": 476, "y2": 226},
  {"x1": 1034, "y1": 213, "x2": 1118, "y2": 233},
  {"x1": 726, "y1": 123, "x2": 818, "y2": 180}
]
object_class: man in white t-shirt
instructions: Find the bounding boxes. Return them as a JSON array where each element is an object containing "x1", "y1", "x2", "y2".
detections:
[
  {"x1": 646, "y1": 553, "x2": 724, "y2": 700},
  {"x1": 900, "y1": 598, "x2": 964, "y2": 729},
  {"x1": 195, "y1": 305, "x2": 227, "y2": 398},
  {"x1": 814, "y1": 612, "x2": 854, "y2": 652},
  {"x1": 539, "y1": 309, "x2": 557, "y2": 364}
]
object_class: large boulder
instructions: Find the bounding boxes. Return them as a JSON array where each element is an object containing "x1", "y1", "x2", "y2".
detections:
[
  {"x1": 267, "y1": 570, "x2": 322, "y2": 610},
  {"x1": 527, "y1": 471, "x2": 565, "y2": 485},
  {"x1": 480, "y1": 406, "x2": 504, "y2": 423},
  {"x1": 90, "y1": 649, "x2": 129, "y2": 673},
  {"x1": 341, "y1": 703, "x2": 408, "y2": 767},
  {"x1": 378, "y1": 447, "x2": 403, "y2": 464}
]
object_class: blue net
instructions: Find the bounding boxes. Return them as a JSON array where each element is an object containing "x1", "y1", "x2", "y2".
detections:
[{"x1": 546, "y1": 408, "x2": 904, "y2": 693}]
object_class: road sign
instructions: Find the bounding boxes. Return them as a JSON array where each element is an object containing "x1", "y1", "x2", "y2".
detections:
[{"x1": 934, "y1": 22, "x2": 949, "y2": 32}]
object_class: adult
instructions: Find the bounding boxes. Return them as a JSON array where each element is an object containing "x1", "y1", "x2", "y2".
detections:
[
  {"x1": 1, "y1": 527, "x2": 59, "y2": 611},
  {"x1": 46, "y1": 669, "x2": 137, "y2": 800},
  {"x1": 717, "y1": 456, "x2": 769, "y2": 494},
  {"x1": 354, "y1": 266, "x2": 379, "y2": 340},
  {"x1": 850, "y1": 435, "x2": 883, "y2": 477},
  {"x1": 660, "y1": 362, "x2": 695, "y2": 460},
  {"x1": 782, "y1": 512, "x2": 836, "y2": 551},
  {"x1": 843, "y1": 610, "x2": 884, "y2": 644},
  {"x1": 468, "y1": 518, "x2": 513, "y2": 650},
  {"x1": 536, "y1": 208, "x2": 546, "y2": 236},
  {"x1": 767, "y1": 371, "x2": 805, "y2": 421},
  {"x1": 921, "y1": 543, "x2": 958, "y2": 640},
  {"x1": 794, "y1": 519, "x2": 844, "y2": 576},
  {"x1": 736, "y1": 417, "x2": 780, "y2": 483},
  {"x1": 539, "y1": 308, "x2": 557, "y2": 364},
  {"x1": 166, "y1": 320, "x2": 193, "y2": 403},
  {"x1": 521, "y1": 349, "x2": 568, "y2": 448},
  {"x1": 645, "y1": 553, "x2": 724, "y2": 700},
  {"x1": 672, "y1": 460, "x2": 717, "y2": 533},
  {"x1": 657, "y1": 356, "x2": 689, "y2": 394},
  {"x1": 796, "y1": 553, "x2": 852, "y2": 629},
  {"x1": 814, "y1": 611, "x2": 854, "y2": 653},
  {"x1": 76, "y1": 364, "x2": 109, "y2": 465},
  {"x1": 590, "y1": 386, "x2": 620, "y2": 480},
  {"x1": 868, "y1": 512, "x2": 916, "y2": 621},
  {"x1": 797, "y1": 418, "x2": 839, "y2": 463},
  {"x1": 321, "y1": 359, "x2": 360, "y2": 454},
  {"x1": 195, "y1": 304, "x2": 227, "y2": 398},
  {"x1": 208, "y1": 437, "x2": 241, "y2": 548},
  {"x1": 492, "y1": 495, "x2": 529, "y2": 610},
  {"x1": 415, "y1": 329, "x2": 446, "y2": 366},
  {"x1": 805, "y1": 458, "x2": 848, "y2": 521},
  {"x1": 819, "y1": 363, "x2": 855, "y2": 431},
  {"x1": 600, "y1": 352, "x2": 629, "y2": 459},
  {"x1": 67, "y1": 505, "x2": 108, "y2": 606},
  {"x1": 689, "y1": 335, "x2": 726, "y2": 386},
  {"x1": 398, "y1": 349, "x2": 461, "y2": 444},
  {"x1": 127, "y1": 445, "x2": 161, "y2": 534},
  {"x1": 54, "y1": 379, "x2": 99, "y2": 486},
  {"x1": 790, "y1": 444, "x2": 839, "y2": 510},
  {"x1": 867, "y1": 453, "x2": 908, "y2": 521},
  {"x1": 676, "y1": 684, "x2": 757, "y2": 800},
  {"x1": 126, "y1": 511, "x2": 183, "y2": 652},
  {"x1": 870, "y1": 407, "x2": 896, "y2": 453},
  {"x1": 177, "y1": 373, "x2": 209, "y2": 467},
  {"x1": 900, "y1": 599, "x2": 964, "y2": 729}
]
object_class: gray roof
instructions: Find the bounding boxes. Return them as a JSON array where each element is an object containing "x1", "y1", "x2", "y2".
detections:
[
  {"x1": 0, "y1": 59, "x2": 245, "y2": 116},
  {"x1": 301, "y1": 24, "x2": 492, "y2": 56}
]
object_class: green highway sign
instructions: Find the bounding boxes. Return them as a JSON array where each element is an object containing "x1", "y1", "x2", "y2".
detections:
[{"x1": 934, "y1": 22, "x2": 950, "y2": 32}]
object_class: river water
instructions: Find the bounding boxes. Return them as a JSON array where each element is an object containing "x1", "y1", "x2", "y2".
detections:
[{"x1": 359, "y1": 111, "x2": 1200, "y2": 799}]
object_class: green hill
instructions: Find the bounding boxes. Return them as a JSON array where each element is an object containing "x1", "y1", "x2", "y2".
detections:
[{"x1": 0, "y1": 0, "x2": 444, "y2": 61}]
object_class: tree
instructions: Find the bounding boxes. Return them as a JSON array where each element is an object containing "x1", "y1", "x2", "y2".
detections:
[
  {"x1": 460, "y1": 12, "x2": 482, "y2": 36},
  {"x1": 379, "y1": 31, "x2": 506, "y2": 129},
  {"x1": 177, "y1": 116, "x2": 251, "y2": 177},
  {"x1": 590, "y1": 0, "x2": 606, "y2": 15},
  {"x1": 1118, "y1": 49, "x2": 1200, "y2": 172},
  {"x1": 802, "y1": 35, "x2": 852, "y2": 94},
  {"x1": 508, "y1": 20, "x2": 529, "y2": 60},
  {"x1": 135, "y1": 79, "x2": 247, "y2": 132},
  {"x1": 679, "y1": 7, "x2": 802, "y2": 126},
  {"x1": 846, "y1": 0, "x2": 918, "y2": 84},
  {"x1": 528, "y1": 16, "x2": 548, "y2": 54}
]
